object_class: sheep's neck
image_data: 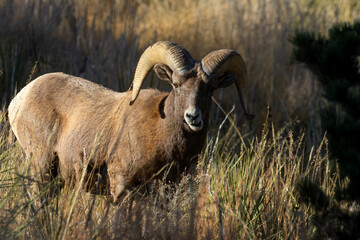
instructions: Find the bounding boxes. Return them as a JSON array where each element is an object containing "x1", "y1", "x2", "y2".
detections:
[{"x1": 162, "y1": 91, "x2": 182, "y2": 128}]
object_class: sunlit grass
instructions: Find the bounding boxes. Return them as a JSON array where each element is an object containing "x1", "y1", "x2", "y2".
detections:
[
  {"x1": 0, "y1": 109, "x2": 341, "y2": 239},
  {"x1": 1, "y1": 0, "x2": 359, "y2": 238},
  {"x1": 1, "y1": 0, "x2": 360, "y2": 139}
]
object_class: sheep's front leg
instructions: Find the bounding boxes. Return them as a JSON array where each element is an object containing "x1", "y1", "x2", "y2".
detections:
[{"x1": 108, "y1": 170, "x2": 127, "y2": 204}]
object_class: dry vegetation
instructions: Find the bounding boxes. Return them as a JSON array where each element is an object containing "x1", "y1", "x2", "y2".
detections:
[
  {"x1": 0, "y1": 109, "x2": 340, "y2": 239},
  {"x1": 0, "y1": 0, "x2": 359, "y2": 239}
]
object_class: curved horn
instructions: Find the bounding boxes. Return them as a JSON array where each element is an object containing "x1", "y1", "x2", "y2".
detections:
[
  {"x1": 130, "y1": 41, "x2": 195, "y2": 105},
  {"x1": 201, "y1": 50, "x2": 255, "y2": 120}
]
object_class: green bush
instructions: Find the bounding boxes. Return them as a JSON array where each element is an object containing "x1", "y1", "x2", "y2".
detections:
[
  {"x1": 291, "y1": 21, "x2": 360, "y2": 200},
  {"x1": 291, "y1": 21, "x2": 360, "y2": 239}
]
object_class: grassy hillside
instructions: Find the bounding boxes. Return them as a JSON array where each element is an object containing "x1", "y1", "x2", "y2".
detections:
[
  {"x1": 1, "y1": 0, "x2": 359, "y2": 135},
  {"x1": 0, "y1": 0, "x2": 359, "y2": 239},
  {"x1": 0, "y1": 110, "x2": 341, "y2": 239}
]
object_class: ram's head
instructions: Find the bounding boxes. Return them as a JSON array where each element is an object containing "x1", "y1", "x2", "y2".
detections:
[{"x1": 130, "y1": 41, "x2": 254, "y2": 132}]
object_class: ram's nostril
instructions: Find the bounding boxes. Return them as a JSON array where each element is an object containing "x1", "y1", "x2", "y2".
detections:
[
  {"x1": 184, "y1": 108, "x2": 202, "y2": 126},
  {"x1": 186, "y1": 112, "x2": 198, "y2": 119}
]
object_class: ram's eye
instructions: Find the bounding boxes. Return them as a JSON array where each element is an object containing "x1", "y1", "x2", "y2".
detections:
[{"x1": 173, "y1": 83, "x2": 178, "y2": 88}]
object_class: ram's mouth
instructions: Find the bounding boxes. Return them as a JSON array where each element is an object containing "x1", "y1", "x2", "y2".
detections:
[
  {"x1": 184, "y1": 108, "x2": 204, "y2": 132},
  {"x1": 186, "y1": 120, "x2": 204, "y2": 131}
]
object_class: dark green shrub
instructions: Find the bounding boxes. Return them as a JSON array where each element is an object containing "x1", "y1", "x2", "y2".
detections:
[
  {"x1": 291, "y1": 21, "x2": 360, "y2": 239},
  {"x1": 291, "y1": 21, "x2": 360, "y2": 200}
]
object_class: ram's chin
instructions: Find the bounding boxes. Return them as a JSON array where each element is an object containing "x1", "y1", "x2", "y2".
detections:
[{"x1": 186, "y1": 120, "x2": 204, "y2": 132}]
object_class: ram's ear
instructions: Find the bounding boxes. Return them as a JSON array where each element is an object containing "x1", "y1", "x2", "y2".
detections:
[
  {"x1": 154, "y1": 64, "x2": 173, "y2": 82},
  {"x1": 216, "y1": 72, "x2": 236, "y2": 88}
]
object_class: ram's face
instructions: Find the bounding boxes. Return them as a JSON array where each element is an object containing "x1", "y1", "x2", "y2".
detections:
[
  {"x1": 130, "y1": 41, "x2": 254, "y2": 130},
  {"x1": 154, "y1": 63, "x2": 213, "y2": 132},
  {"x1": 175, "y1": 68, "x2": 214, "y2": 132}
]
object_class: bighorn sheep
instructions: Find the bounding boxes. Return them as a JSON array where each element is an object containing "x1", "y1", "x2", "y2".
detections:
[{"x1": 8, "y1": 41, "x2": 254, "y2": 203}]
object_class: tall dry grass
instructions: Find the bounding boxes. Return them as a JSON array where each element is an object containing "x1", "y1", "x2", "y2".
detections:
[
  {"x1": 1, "y1": 0, "x2": 359, "y2": 140},
  {"x1": 1, "y1": 0, "x2": 359, "y2": 239},
  {"x1": 0, "y1": 109, "x2": 341, "y2": 239}
]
